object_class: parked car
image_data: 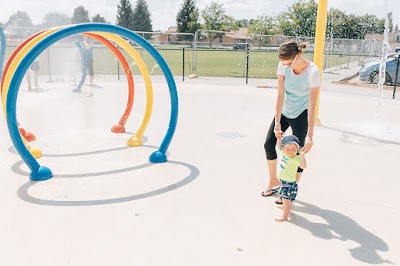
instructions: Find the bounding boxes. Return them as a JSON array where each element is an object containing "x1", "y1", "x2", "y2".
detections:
[
  {"x1": 232, "y1": 43, "x2": 251, "y2": 50},
  {"x1": 359, "y1": 53, "x2": 400, "y2": 85}
]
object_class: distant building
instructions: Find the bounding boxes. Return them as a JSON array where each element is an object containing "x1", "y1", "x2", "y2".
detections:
[
  {"x1": 388, "y1": 30, "x2": 400, "y2": 52},
  {"x1": 365, "y1": 31, "x2": 400, "y2": 53},
  {"x1": 222, "y1": 28, "x2": 251, "y2": 44},
  {"x1": 157, "y1": 26, "x2": 178, "y2": 44}
]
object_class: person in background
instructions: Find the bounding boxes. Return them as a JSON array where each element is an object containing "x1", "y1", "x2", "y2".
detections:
[
  {"x1": 82, "y1": 36, "x2": 94, "y2": 86},
  {"x1": 26, "y1": 57, "x2": 40, "y2": 90}
]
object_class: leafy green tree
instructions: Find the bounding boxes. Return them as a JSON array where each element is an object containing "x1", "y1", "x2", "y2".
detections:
[
  {"x1": 388, "y1": 12, "x2": 394, "y2": 33},
  {"x1": 202, "y1": 2, "x2": 226, "y2": 32},
  {"x1": 278, "y1": 0, "x2": 318, "y2": 37},
  {"x1": 342, "y1": 14, "x2": 361, "y2": 39},
  {"x1": 116, "y1": 0, "x2": 134, "y2": 30},
  {"x1": 201, "y1": 2, "x2": 228, "y2": 45},
  {"x1": 41, "y1": 12, "x2": 70, "y2": 28},
  {"x1": 326, "y1": 8, "x2": 348, "y2": 38},
  {"x1": 176, "y1": 0, "x2": 201, "y2": 34},
  {"x1": 235, "y1": 19, "x2": 250, "y2": 28},
  {"x1": 357, "y1": 14, "x2": 385, "y2": 39},
  {"x1": 71, "y1": 6, "x2": 90, "y2": 24},
  {"x1": 248, "y1": 15, "x2": 280, "y2": 47},
  {"x1": 327, "y1": 9, "x2": 384, "y2": 39},
  {"x1": 222, "y1": 15, "x2": 238, "y2": 32},
  {"x1": 248, "y1": 15, "x2": 279, "y2": 35},
  {"x1": 92, "y1": 14, "x2": 107, "y2": 23},
  {"x1": 6, "y1": 11, "x2": 33, "y2": 38},
  {"x1": 132, "y1": 0, "x2": 152, "y2": 32}
]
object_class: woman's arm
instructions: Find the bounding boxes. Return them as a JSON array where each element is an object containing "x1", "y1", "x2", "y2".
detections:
[
  {"x1": 301, "y1": 87, "x2": 319, "y2": 153},
  {"x1": 274, "y1": 75, "x2": 285, "y2": 138}
]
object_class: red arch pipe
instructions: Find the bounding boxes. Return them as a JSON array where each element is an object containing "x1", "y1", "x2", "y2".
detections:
[{"x1": 84, "y1": 32, "x2": 135, "y2": 133}]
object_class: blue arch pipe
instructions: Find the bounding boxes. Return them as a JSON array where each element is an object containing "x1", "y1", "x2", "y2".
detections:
[
  {"x1": 73, "y1": 41, "x2": 87, "y2": 93},
  {"x1": 0, "y1": 27, "x2": 6, "y2": 80},
  {"x1": 6, "y1": 23, "x2": 179, "y2": 181}
]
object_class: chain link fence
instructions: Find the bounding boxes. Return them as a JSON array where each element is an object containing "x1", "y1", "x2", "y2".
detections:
[{"x1": 1, "y1": 26, "x2": 398, "y2": 98}]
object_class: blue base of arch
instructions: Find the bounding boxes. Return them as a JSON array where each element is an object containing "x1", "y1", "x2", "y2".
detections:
[
  {"x1": 149, "y1": 151, "x2": 167, "y2": 163},
  {"x1": 29, "y1": 166, "x2": 53, "y2": 181}
]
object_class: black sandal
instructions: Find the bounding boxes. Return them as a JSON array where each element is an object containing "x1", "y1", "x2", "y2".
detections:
[
  {"x1": 261, "y1": 188, "x2": 278, "y2": 197},
  {"x1": 275, "y1": 197, "x2": 283, "y2": 205}
]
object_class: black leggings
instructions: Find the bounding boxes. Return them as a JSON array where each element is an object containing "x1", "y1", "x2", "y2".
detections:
[{"x1": 264, "y1": 109, "x2": 308, "y2": 160}]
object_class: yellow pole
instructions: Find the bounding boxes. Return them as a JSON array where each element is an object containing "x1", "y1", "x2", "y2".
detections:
[{"x1": 313, "y1": 0, "x2": 328, "y2": 125}]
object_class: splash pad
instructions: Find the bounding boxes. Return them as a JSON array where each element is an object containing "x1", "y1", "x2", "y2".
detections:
[{"x1": 0, "y1": 23, "x2": 179, "y2": 181}]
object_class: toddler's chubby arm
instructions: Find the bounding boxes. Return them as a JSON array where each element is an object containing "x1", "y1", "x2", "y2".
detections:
[
  {"x1": 276, "y1": 136, "x2": 282, "y2": 150},
  {"x1": 299, "y1": 150, "x2": 307, "y2": 169}
]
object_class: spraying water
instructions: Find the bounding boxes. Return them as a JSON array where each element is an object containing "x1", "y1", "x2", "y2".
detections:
[{"x1": 376, "y1": 0, "x2": 390, "y2": 119}]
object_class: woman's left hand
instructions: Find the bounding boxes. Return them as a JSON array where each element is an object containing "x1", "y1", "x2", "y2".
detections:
[{"x1": 301, "y1": 135, "x2": 313, "y2": 153}]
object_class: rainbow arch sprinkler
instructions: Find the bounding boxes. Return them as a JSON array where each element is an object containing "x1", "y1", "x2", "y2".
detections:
[{"x1": 1, "y1": 23, "x2": 179, "y2": 181}]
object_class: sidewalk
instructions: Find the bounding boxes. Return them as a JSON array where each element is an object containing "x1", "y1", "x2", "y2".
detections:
[{"x1": 0, "y1": 76, "x2": 399, "y2": 265}]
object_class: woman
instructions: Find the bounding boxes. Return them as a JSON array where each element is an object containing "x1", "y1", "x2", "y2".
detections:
[{"x1": 261, "y1": 39, "x2": 320, "y2": 197}]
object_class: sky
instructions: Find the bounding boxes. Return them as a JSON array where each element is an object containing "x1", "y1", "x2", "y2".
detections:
[{"x1": 0, "y1": 0, "x2": 398, "y2": 32}]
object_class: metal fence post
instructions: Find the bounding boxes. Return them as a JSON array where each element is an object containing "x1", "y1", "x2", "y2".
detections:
[
  {"x1": 245, "y1": 46, "x2": 249, "y2": 84},
  {"x1": 193, "y1": 30, "x2": 199, "y2": 72},
  {"x1": 182, "y1": 47, "x2": 185, "y2": 82},
  {"x1": 117, "y1": 59, "x2": 120, "y2": 80},
  {"x1": 47, "y1": 48, "x2": 52, "y2": 82},
  {"x1": 393, "y1": 55, "x2": 399, "y2": 99}
]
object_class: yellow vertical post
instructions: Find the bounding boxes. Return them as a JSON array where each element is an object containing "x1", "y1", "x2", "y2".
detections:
[{"x1": 313, "y1": 0, "x2": 328, "y2": 125}]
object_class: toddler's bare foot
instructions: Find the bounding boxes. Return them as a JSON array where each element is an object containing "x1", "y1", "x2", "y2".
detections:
[{"x1": 275, "y1": 217, "x2": 288, "y2": 222}]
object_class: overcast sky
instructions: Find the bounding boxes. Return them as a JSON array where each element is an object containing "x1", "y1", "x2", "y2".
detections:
[{"x1": 0, "y1": 0, "x2": 398, "y2": 32}]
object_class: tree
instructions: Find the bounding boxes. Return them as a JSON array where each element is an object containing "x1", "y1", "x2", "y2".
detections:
[
  {"x1": 201, "y1": 2, "x2": 229, "y2": 45},
  {"x1": 71, "y1": 6, "x2": 90, "y2": 24},
  {"x1": 116, "y1": 0, "x2": 134, "y2": 30},
  {"x1": 41, "y1": 12, "x2": 70, "y2": 28},
  {"x1": 132, "y1": 0, "x2": 152, "y2": 32},
  {"x1": 248, "y1": 15, "x2": 279, "y2": 35},
  {"x1": 92, "y1": 14, "x2": 107, "y2": 23},
  {"x1": 326, "y1": 9, "x2": 384, "y2": 39},
  {"x1": 221, "y1": 15, "x2": 238, "y2": 32},
  {"x1": 176, "y1": 0, "x2": 200, "y2": 34},
  {"x1": 326, "y1": 8, "x2": 348, "y2": 38},
  {"x1": 235, "y1": 19, "x2": 250, "y2": 28},
  {"x1": 388, "y1": 12, "x2": 394, "y2": 33},
  {"x1": 248, "y1": 15, "x2": 279, "y2": 47},
  {"x1": 6, "y1": 11, "x2": 33, "y2": 38},
  {"x1": 357, "y1": 14, "x2": 385, "y2": 39},
  {"x1": 202, "y1": 2, "x2": 226, "y2": 32},
  {"x1": 278, "y1": 0, "x2": 318, "y2": 37}
]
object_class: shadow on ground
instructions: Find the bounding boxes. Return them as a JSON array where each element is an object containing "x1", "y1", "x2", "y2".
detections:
[{"x1": 291, "y1": 201, "x2": 394, "y2": 265}]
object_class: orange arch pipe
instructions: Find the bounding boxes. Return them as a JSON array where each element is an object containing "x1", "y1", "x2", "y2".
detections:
[{"x1": 84, "y1": 32, "x2": 135, "y2": 133}]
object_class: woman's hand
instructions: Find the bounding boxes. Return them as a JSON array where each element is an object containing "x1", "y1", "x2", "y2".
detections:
[
  {"x1": 301, "y1": 135, "x2": 313, "y2": 153},
  {"x1": 274, "y1": 123, "x2": 283, "y2": 138}
]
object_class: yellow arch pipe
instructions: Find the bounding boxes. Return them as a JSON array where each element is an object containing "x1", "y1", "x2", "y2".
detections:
[
  {"x1": 1, "y1": 27, "x2": 63, "y2": 158},
  {"x1": 313, "y1": 0, "x2": 328, "y2": 125},
  {"x1": 96, "y1": 32, "x2": 153, "y2": 147}
]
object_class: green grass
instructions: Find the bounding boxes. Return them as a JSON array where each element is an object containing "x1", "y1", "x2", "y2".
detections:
[{"x1": 2, "y1": 44, "x2": 364, "y2": 80}]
